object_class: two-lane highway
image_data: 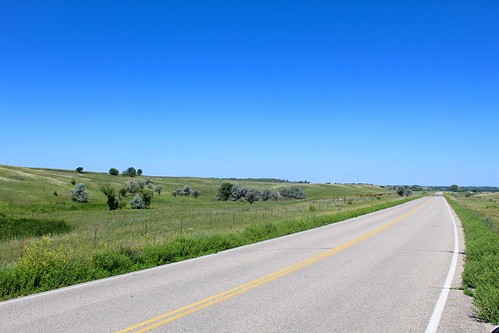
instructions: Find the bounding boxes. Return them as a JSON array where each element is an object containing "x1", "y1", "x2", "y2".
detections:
[{"x1": 0, "y1": 196, "x2": 459, "y2": 332}]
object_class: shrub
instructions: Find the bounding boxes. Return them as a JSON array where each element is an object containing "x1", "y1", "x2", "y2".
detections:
[
  {"x1": 100, "y1": 185, "x2": 119, "y2": 210},
  {"x1": 244, "y1": 188, "x2": 261, "y2": 205},
  {"x1": 171, "y1": 185, "x2": 200, "y2": 198},
  {"x1": 279, "y1": 186, "x2": 306, "y2": 199},
  {"x1": 109, "y1": 168, "x2": 119, "y2": 176},
  {"x1": 130, "y1": 193, "x2": 145, "y2": 209},
  {"x1": 155, "y1": 186, "x2": 162, "y2": 196},
  {"x1": 215, "y1": 182, "x2": 233, "y2": 201},
  {"x1": 130, "y1": 190, "x2": 153, "y2": 209},
  {"x1": 229, "y1": 184, "x2": 247, "y2": 201},
  {"x1": 70, "y1": 183, "x2": 88, "y2": 202}
]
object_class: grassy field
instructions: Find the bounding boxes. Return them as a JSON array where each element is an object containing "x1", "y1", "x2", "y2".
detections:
[
  {"x1": 0, "y1": 165, "x2": 425, "y2": 300},
  {"x1": 447, "y1": 192, "x2": 499, "y2": 324},
  {"x1": 0, "y1": 165, "x2": 409, "y2": 265}
]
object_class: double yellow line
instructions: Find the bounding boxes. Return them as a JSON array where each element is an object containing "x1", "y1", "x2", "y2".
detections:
[{"x1": 117, "y1": 199, "x2": 429, "y2": 333}]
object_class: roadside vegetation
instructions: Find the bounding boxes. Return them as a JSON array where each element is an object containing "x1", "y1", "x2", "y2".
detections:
[
  {"x1": 446, "y1": 193, "x2": 499, "y2": 324},
  {"x1": 0, "y1": 164, "x2": 425, "y2": 301}
]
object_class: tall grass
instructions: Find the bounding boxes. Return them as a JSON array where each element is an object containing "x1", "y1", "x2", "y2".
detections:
[{"x1": 447, "y1": 196, "x2": 499, "y2": 324}]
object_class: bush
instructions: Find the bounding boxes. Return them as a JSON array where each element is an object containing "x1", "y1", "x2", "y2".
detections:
[
  {"x1": 171, "y1": 185, "x2": 200, "y2": 198},
  {"x1": 396, "y1": 186, "x2": 413, "y2": 197},
  {"x1": 244, "y1": 189, "x2": 261, "y2": 205},
  {"x1": 155, "y1": 186, "x2": 162, "y2": 196},
  {"x1": 228, "y1": 184, "x2": 247, "y2": 201},
  {"x1": 109, "y1": 168, "x2": 119, "y2": 176},
  {"x1": 279, "y1": 186, "x2": 306, "y2": 199},
  {"x1": 100, "y1": 185, "x2": 119, "y2": 210},
  {"x1": 130, "y1": 193, "x2": 145, "y2": 209},
  {"x1": 215, "y1": 182, "x2": 233, "y2": 201},
  {"x1": 70, "y1": 183, "x2": 88, "y2": 202},
  {"x1": 130, "y1": 190, "x2": 153, "y2": 209}
]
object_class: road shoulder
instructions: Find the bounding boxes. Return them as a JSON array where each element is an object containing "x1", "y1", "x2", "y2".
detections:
[{"x1": 437, "y1": 206, "x2": 495, "y2": 333}]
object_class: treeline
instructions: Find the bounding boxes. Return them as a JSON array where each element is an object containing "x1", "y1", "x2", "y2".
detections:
[
  {"x1": 214, "y1": 183, "x2": 306, "y2": 205},
  {"x1": 432, "y1": 185, "x2": 499, "y2": 193},
  {"x1": 211, "y1": 177, "x2": 310, "y2": 184}
]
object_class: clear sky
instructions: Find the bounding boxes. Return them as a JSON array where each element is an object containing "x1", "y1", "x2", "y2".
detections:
[{"x1": 1, "y1": 1, "x2": 498, "y2": 186}]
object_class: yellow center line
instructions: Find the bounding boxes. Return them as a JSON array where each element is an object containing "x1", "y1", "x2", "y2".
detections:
[{"x1": 116, "y1": 198, "x2": 430, "y2": 333}]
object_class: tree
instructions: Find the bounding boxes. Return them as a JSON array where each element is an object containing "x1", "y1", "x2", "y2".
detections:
[
  {"x1": 397, "y1": 187, "x2": 405, "y2": 197},
  {"x1": 228, "y1": 184, "x2": 247, "y2": 201},
  {"x1": 279, "y1": 186, "x2": 306, "y2": 199},
  {"x1": 215, "y1": 182, "x2": 233, "y2": 201},
  {"x1": 101, "y1": 185, "x2": 119, "y2": 210},
  {"x1": 450, "y1": 184, "x2": 460, "y2": 192},
  {"x1": 71, "y1": 183, "x2": 88, "y2": 202},
  {"x1": 137, "y1": 169, "x2": 143, "y2": 176},
  {"x1": 244, "y1": 188, "x2": 261, "y2": 205},
  {"x1": 76, "y1": 167, "x2": 84, "y2": 173},
  {"x1": 122, "y1": 167, "x2": 137, "y2": 177},
  {"x1": 109, "y1": 168, "x2": 119, "y2": 176}
]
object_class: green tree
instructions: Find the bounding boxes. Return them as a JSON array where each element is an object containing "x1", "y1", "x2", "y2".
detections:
[
  {"x1": 109, "y1": 168, "x2": 119, "y2": 176},
  {"x1": 450, "y1": 184, "x2": 460, "y2": 192},
  {"x1": 75, "y1": 167, "x2": 84, "y2": 173},
  {"x1": 122, "y1": 167, "x2": 137, "y2": 177},
  {"x1": 101, "y1": 185, "x2": 119, "y2": 210},
  {"x1": 215, "y1": 182, "x2": 233, "y2": 201}
]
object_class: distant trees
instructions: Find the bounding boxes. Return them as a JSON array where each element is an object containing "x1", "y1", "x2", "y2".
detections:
[
  {"x1": 171, "y1": 185, "x2": 201, "y2": 198},
  {"x1": 278, "y1": 186, "x2": 306, "y2": 199},
  {"x1": 215, "y1": 183, "x2": 306, "y2": 204},
  {"x1": 75, "y1": 167, "x2": 84, "y2": 173},
  {"x1": 122, "y1": 167, "x2": 137, "y2": 177},
  {"x1": 109, "y1": 168, "x2": 119, "y2": 176},
  {"x1": 71, "y1": 183, "x2": 89, "y2": 202},
  {"x1": 397, "y1": 186, "x2": 413, "y2": 197},
  {"x1": 450, "y1": 184, "x2": 460, "y2": 192}
]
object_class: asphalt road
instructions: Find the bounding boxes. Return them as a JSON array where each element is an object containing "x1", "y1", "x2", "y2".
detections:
[{"x1": 0, "y1": 197, "x2": 465, "y2": 332}]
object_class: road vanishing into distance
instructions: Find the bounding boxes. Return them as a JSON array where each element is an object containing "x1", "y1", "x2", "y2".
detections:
[{"x1": 1, "y1": 196, "x2": 461, "y2": 332}]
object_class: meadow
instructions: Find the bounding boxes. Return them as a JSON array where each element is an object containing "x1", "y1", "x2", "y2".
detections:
[{"x1": 0, "y1": 165, "x2": 421, "y2": 300}]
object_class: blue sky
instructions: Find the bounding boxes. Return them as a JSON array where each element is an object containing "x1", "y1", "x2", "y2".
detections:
[{"x1": 1, "y1": 1, "x2": 498, "y2": 186}]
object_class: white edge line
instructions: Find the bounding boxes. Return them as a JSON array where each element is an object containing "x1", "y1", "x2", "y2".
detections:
[
  {"x1": 424, "y1": 198, "x2": 459, "y2": 333},
  {"x1": 0, "y1": 197, "x2": 426, "y2": 306}
]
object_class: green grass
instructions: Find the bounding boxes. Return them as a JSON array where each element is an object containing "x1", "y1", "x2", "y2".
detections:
[
  {"x1": 0, "y1": 164, "x2": 425, "y2": 300},
  {"x1": 447, "y1": 195, "x2": 499, "y2": 324},
  {"x1": 0, "y1": 213, "x2": 72, "y2": 240}
]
